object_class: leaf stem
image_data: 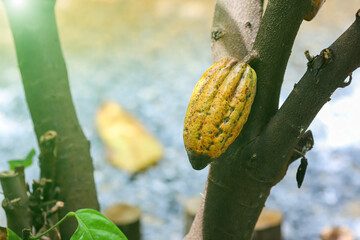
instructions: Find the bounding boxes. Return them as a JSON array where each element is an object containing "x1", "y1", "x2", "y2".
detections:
[{"x1": 30, "y1": 212, "x2": 76, "y2": 240}]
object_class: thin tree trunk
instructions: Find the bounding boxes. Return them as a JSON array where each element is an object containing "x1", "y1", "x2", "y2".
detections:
[
  {"x1": 186, "y1": 1, "x2": 360, "y2": 240},
  {"x1": 2, "y1": 0, "x2": 99, "y2": 238}
]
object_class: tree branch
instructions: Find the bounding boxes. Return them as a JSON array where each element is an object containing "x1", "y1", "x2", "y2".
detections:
[
  {"x1": 238, "y1": 0, "x2": 312, "y2": 142},
  {"x1": 244, "y1": 10, "x2": 360, "y2": 184}
]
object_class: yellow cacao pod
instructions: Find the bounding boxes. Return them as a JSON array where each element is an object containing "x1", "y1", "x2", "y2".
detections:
[
  {"x1": 183, "y1": 57, "x2": 257, "y2": 170},
  {"x1": 304, "y1": 0, "x2": 325, "y2": 21}
]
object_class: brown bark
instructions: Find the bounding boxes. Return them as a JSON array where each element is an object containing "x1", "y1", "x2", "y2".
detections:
[
  {"x1": 211, "y1": 0, "x2": 263, "y2": 63},
  {"x1": 186, "y1": 1, "x2": 263, "y2": 237},
  {"x1": 202, "y1": 1, "x2": 311, "y2": 239},
  {"x1": 186, "y1": 3, "x2": 360, "y2": 240}
]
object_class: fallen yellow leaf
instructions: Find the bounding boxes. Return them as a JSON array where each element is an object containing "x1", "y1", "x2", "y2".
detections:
[{"x1": 96, "y1": 102, "x2": 163, "y2": 173}]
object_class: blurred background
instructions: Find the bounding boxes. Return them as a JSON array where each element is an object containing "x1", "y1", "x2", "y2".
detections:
[{"x1": 0, "y1": 0, "x2": 359, "y2": 239}]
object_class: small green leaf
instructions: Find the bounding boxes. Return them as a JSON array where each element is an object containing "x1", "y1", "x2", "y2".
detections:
[
  {"x1": 8, "y1": 149, "x2": 36, "y2": 170},
  {"x1": 0, "y1": 227, "x2": 22, "y2": 240},
  {"x1": 71, "y1": 209, "x2": 128, "y2": 240}
]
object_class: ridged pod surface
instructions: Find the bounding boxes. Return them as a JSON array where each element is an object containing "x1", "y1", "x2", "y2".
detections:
[
  {"x1": 304, "y1": 0, "x2": 325, "y2": 21},
  {"x1": 183, "y1": 57, "x2": 257, "y2": 170}
]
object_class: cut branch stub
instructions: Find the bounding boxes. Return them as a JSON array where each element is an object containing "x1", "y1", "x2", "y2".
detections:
[
  {"x1": 0, "y1": 171, "x2": 32, "y2": 236},
  {"x1": 39, "y1": 130, "x2": 57, "y2": 181},
  {"x1": 184, "y1": 57, "x2": 257, "y2": 170}
]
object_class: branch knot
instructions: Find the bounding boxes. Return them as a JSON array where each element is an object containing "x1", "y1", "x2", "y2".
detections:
[{"x1": 211, "y1": 27, "x2": 225, "y2": 41}]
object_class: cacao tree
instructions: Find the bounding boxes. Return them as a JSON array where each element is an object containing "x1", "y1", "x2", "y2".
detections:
[
  {"x1": 185, "y1": 0, "x2": 360, "y2": 239},
  {"x1": 2, "y1": 0, "x2": 99, "y2": 238},
  {"x1": 1, "y1": 0, "x2": 359, "y2": 239}
]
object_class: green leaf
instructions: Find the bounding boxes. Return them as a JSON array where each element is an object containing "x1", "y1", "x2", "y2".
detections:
[
  {"x1": 7, "y1": 228, "x2": 21, "y2": 240},
  {"x1": 0, "y1": 227, "x2": 22, "y2": 240},
  {"x1": 8, "y1": 149, "x2": 36, "y2": 170},
  {"x1": 71, "y1": 209, "x2": 128, "y2": 240}
]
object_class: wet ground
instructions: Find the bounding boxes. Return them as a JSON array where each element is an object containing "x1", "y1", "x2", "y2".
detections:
[{"x1": 0, "y1": 0, "x2": 359, "y2": 239}]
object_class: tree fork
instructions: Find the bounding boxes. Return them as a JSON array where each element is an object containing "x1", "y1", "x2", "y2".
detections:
[
  {"x1": 245, "y1": 10, "x2": 360, "y2": 182},
  {"x1": 2, "y1": 0, "x2": 100, "y2": 238},
  {"x1": 186, "y1": 3, "x2": 360, "y2": 240},
  {"x1": 200, "y1": 0, "x2": 311, "y2": 239}
]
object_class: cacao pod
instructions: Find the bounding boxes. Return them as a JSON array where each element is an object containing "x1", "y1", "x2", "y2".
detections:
[
  {"x1": 304, "y1": 0, "x2": 325, "y2": 21},
  {"x1": 183, "y1": 57, "x2": 257, "y2": 170}
]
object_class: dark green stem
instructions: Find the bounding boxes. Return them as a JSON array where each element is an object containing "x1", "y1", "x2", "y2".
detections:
[
  {"x1": 30, "y1": 212, "x2": 75, "y2": 240},
  {"x1": 14, "y1": 165, "x2": 26, "y2": 192},
  {"x1": 0, "y1": 171, "x2": 31, "y2": 236},
  {"x1": 2, "y1": 0, "x2": 99, "y2": 238},
  {"x1": 39, "y1": 130, "x2": 58, "y2": 181}
]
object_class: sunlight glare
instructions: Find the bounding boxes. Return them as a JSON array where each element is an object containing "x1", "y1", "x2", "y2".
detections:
[{"x1": 13, "y1": 0, "x2": 25, "y2": 8}]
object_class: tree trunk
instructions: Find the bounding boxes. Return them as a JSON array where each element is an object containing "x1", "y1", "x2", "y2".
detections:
[
  {"x1": 2, "y1": 0, "x2": 100, "y2": 238},
  {"x1": 186, "y1": 1, "x2": 360, "y2": 239}
]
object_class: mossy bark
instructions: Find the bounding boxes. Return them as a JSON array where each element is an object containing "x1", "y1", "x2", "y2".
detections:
[{"x1": 2, "y1": 0, "x2": 99, "y2": 238}]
